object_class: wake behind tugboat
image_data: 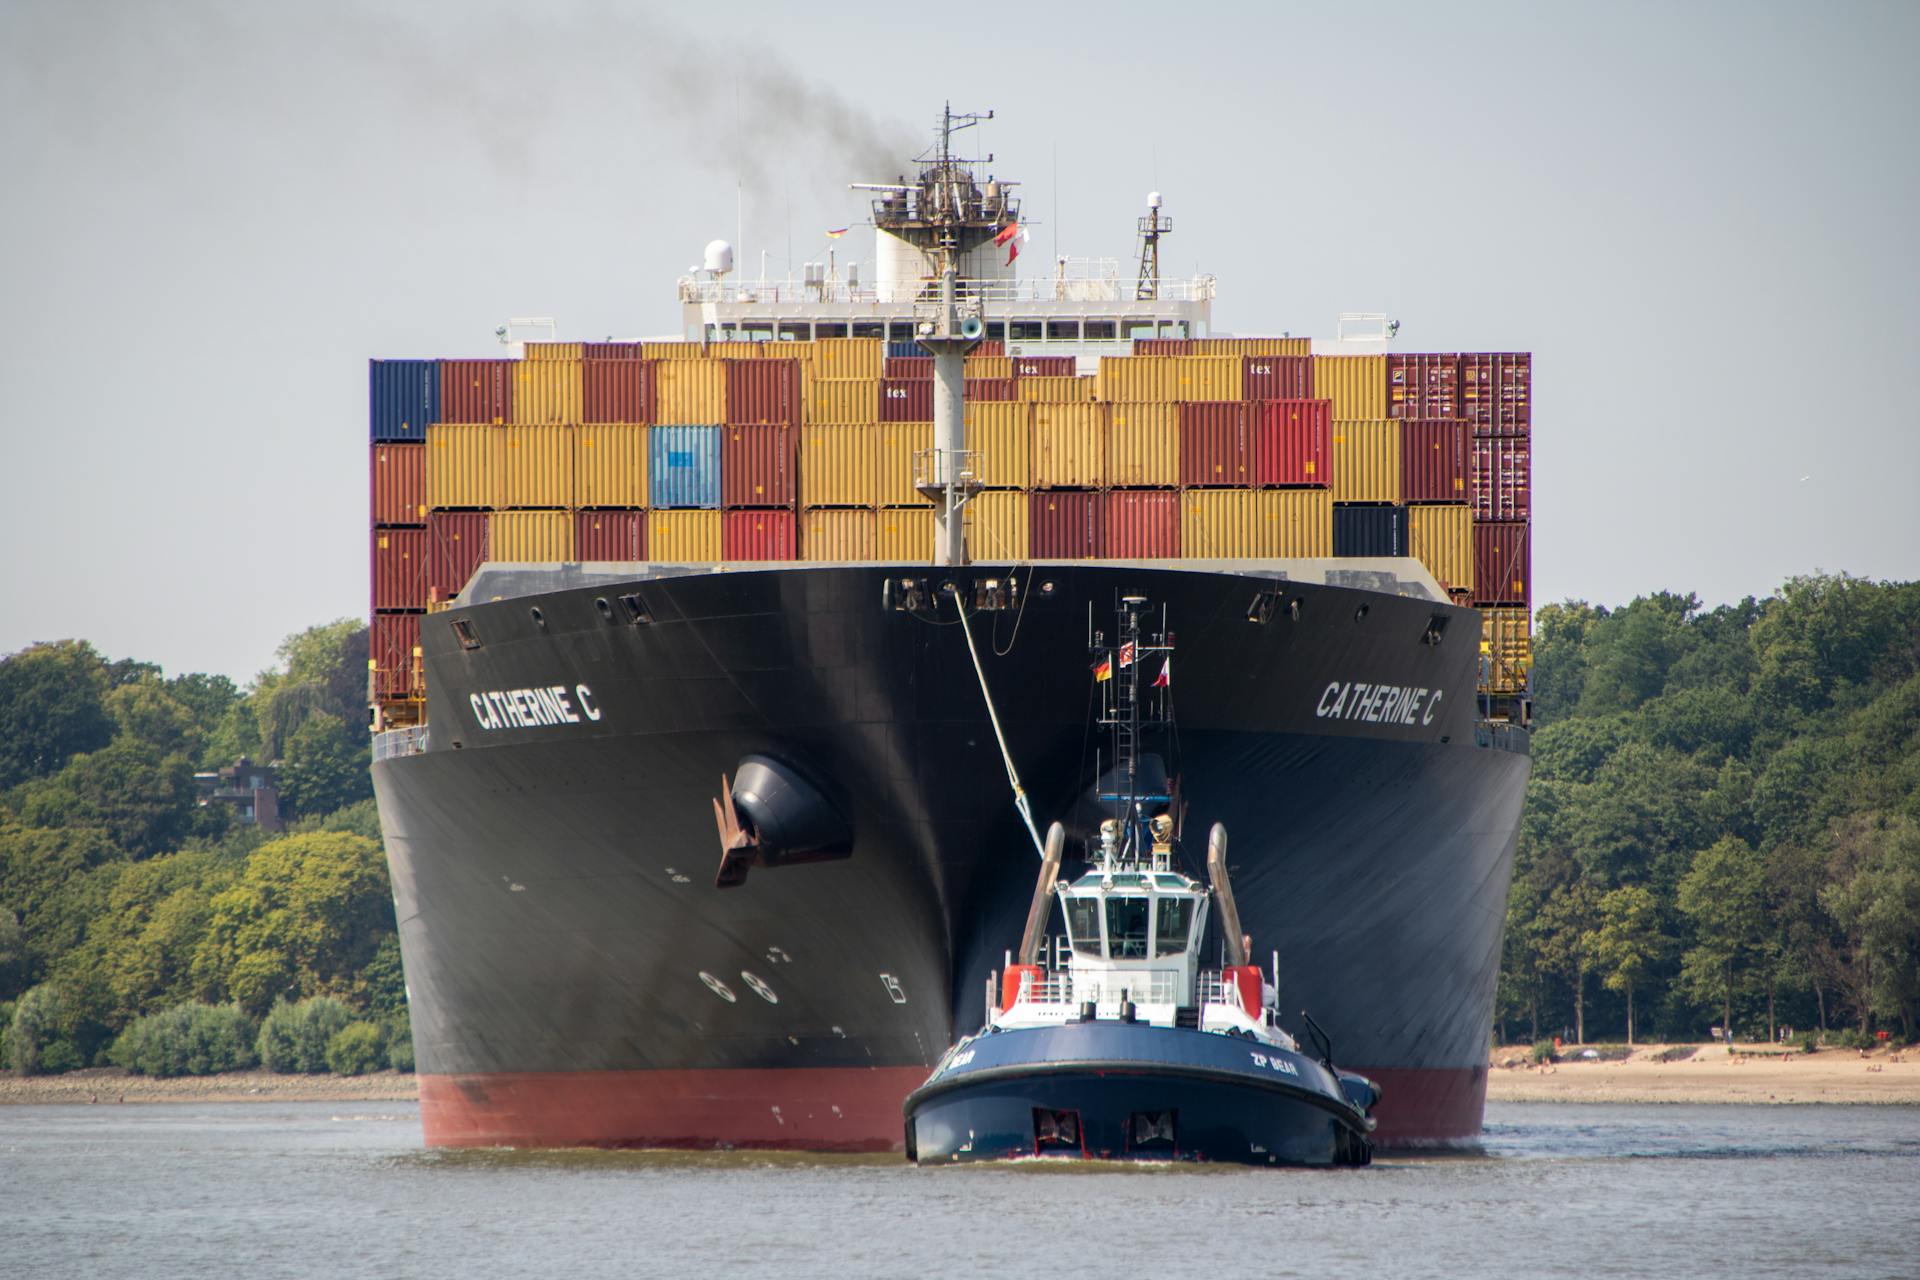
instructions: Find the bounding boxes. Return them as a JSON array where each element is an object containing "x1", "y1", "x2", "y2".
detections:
[{"x1": 904, "y1": 596, "x2": 1379, "y2": 1166}]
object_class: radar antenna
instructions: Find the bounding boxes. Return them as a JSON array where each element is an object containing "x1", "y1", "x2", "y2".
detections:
[{"x1": 1136, "y1": 192, "x2": 1172, "y2": 300}]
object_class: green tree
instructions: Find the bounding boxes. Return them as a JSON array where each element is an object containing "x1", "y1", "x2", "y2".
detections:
[
  {"x1": 277, "y1": 713, "x2": 371, "y2": 819},
  {"x1": 0, "y1": 641, "x2": 114, "y2": 789},
  {"x1": 1537, "y1": 880, "x2": 1601, "y2": 1044},
  {"x1": 105, "y1": 680, "x2": 203, "y2": 759},
  {"x1": 1678, "y1": 836, "x2": 1769, "y2": 1040},
  {"x1": 251, "y1": 621, "x2": 369, "y2": 760},
  {"x1": 14, "y1": 740, "x2": 197, "y2": 859},
  {"x1": 1584, "y1": 884, "x2": 1661, "y2": 1044},
  {"x1": 1820, "y1": 813, "x2": 1920, "y2": 1040}
]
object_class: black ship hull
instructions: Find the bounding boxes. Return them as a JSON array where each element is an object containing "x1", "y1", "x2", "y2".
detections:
[{"x1": 372, "y1": 562, "x2": 1529, "y2": 1149}]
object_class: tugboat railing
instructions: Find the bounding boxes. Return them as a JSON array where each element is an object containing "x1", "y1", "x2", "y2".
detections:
[{"x1": 1016, "y1": 970, "x2": 1185, "y2": 1007}]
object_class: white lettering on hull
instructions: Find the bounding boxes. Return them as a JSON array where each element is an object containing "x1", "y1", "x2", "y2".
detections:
[{"x1": 468, "y1": 684, "x2": 599, "y2": 731}]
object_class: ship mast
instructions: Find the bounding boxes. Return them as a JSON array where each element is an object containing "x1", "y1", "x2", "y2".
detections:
[{"x1": 1136, "y1": 192, "x2": 1172, "y2": 301}]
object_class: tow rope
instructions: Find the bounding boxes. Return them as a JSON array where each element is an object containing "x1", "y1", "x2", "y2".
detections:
[{"x1": 954, "y1": 598, "x2": 1047, "y2": 858}]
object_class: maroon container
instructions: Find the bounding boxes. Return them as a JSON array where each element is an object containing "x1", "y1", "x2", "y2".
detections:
[
  {"x1": 427, "y1": 511, "x2": 490, "y2": 602},
  {"x1": 885, "y1": 355, "x2": 933, "y2": 379},
  {"x1": 1131, "y1": 338, "x2": 1194, "y2": 356},
  {"x1": 583, "y1": 341, "x2": 646, "y2": 360},
  {"x1": 1400, "y1": 420, "x2": 1470, "y2": 503},
  {"x1": 1252, "y1": 400, "x2": 1331, "y2": 487},
  {"x1": 440, "y1": 359, "x2": 512, "y2": 424},
  {"x1": 725, "y1": 359, "x2": 801, "y2": 425},
  {"x1": 1178, "y1": 402, "x2": 1251, "y2": 487},
  {"x1": 1013, "y1": 355, "x2": 1075, "y2": 378},
  {"x1": 370, "y1": 443, "x2": 427, "y2": 525},
  {"x1": 964, "y1": 377, "x2": 1017, "y2": 401},
  {"x1": 574, "y1": 510, "x2": 646, "y2": 560},
  {"x1": 1471, "y1": 438, "x2": 1531, "y2": 521},
  {"x1": 369, "y1": 613, "x2": 421, "y2": 700},
  {"x1": 971, "y1": 339, "x2": 1005, "y2": 358},
  {"x1": 1460, "y1": 353, "x2": 1531, "y2": 435},
  {"x1": 880, "y1": 378, "x2": 934, "y2": 423},
  {"x1": 1243, "y1": 355, "x2": 1313, "y2": 401},
  {"x1": 1387, "y1": 354, "x2": 1461, "y2": 421},
  {"x1": 1473, "y1": 521, "x2": 1532, "y2": 605},
  {"x1": 722, "y1": 424, "x2": 794, "y2": 507},
  {"x1": 1029, "y1": 490, "x2": 1104, "y2": 559},
  {"x1": 584, "y1": 359, "x2": 650, "y2": 424},
  {"x1": 723, "y1": 508, "x2": 798, "y2": 560},
  {"x1": 370, "y1": 527, "x2": 428, "y2": 610},
  {"x1": 1103, "y1": 490, "x2": 1179, "y2": 558}
]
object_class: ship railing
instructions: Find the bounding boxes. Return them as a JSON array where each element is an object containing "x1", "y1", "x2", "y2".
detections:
[
  {"x1": 1011, "y1": 969, "x2": 1185, "y2": 1007},
  {"x1": 371, "y1": 725, "x2": 430, "y2": 762},
  {"x1": 676, "y1": 275, "x2": 1218, "y2": 306}
]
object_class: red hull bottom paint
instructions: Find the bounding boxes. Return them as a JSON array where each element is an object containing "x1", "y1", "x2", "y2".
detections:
[{"x1": 420, "y1": 1063, "x2": 1487, "y2": 1151}]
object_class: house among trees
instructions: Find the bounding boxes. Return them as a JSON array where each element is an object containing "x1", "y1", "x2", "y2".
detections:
[{"x1": 194, "y1": 757, "x2": 282, "y2": 832}]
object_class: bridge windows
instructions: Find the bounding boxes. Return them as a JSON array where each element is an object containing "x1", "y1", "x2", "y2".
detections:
[
  {"x1": 1154, "y1": 897, "x2": 1195, "y2": 957},
  {"x1": 1082, "y1": 319, "x2": 1117, "y2": 342},
  {"x1": 1046, "y1": 319, "x2": 1080, "y2": 341},
  {"x1": 1009, "y1": 320, "x2": 1044, "y2": 342},
  {"x1": 1106, "y1": 896, "x2": 1150, "y2": 960},
  {"x1": 1066, "y1": 897, "x2": 1103, "y2": 958}
]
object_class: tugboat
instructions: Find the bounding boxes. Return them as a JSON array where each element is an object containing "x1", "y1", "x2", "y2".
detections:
[{"x1": 904, "y1": 596, "x2": 1380, "y2": 1167}]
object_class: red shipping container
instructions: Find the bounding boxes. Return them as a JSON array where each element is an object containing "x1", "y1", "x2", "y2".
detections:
[
  {"x1": 1460, "y1": 353, "x2": 1531, "y2": 435},
  {"x1": 880, "y1": 378, "x2": 934, "y2": 423},
  {"x1": 971, "y1": 339, "x2": 1005, "y2": 358},
  {"x1": 583, "y1": 359, "x2": 649, "y2": 424},
  {"x1": 1400, "y1": 421, "x2": 1471, "y2": 503},
  {"x1": 1178, "y1": 402, "x2": 1251, "y2": 487},
  {"x1": 369, "y1": 612, "x2": 421, "y2": 700},
  {"x1": 1103, "y1": 490, "x2": 1179, "y2": 558},
  {"x1": 1014, "y1": 355, "x2": 1075, "y2": 378},
  {"x1": 722, "y1": 424, "x2": 794, "y2": 507},
  {"x1": 1243, "y1": 355, "x2": 1313, "y2": 401},
  {"x1": 370, "y1": 527, "x2": 428, "y2": 610},
  {"x1": 1252, "y1": 400, "x2": 1331, "y2": 487},
  {"x1": 726, "y1": 359, "x2": 801, "y2": 425},
  {"x1": 370, "y1": 443, "x2": 427, "y2": 525},
  {"x1": 427, "y1": 511, "x2": 490, "y2": 602},
  {"x1": 1473, "y1": 521, "x2": 1532, "y2": 605},
  {"x1": 885, "y1": 355, "x2": 933, "y2": 379},
  {"x1": 1387, "y1": 354, "x2": 1461, "y2": 420},
  {"x1": 440, "y1": 359, "x2": 513, "y2": 424},
  {"x1": 723, "y1": 508, "x2": 797, "y2": 560},
  {"x1": 1029, "y1": 490, "x2": 1104, "y2": 558},
  {"x1": 574, "y1": 510, "x2": 646, "y2": 560},
  {"x1": 1471, "y1": 438, "x2": 1531, "y2": 521},
  {"x1": 964, "y1": 377, "x2": 1016, "y2": 401},
  {"x1": 583, "y1": 341, "x2": 646, "y2": 360}
]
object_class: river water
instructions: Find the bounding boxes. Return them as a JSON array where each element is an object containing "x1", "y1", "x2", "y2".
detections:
[{"x1": 4, "y1": 1101, "x2": 1916, "y2": 1278}]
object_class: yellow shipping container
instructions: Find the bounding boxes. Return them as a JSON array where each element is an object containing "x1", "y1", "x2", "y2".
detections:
[
  {"x1": 1107, "y1": 403, "x2": 1179, "y2": 487},
  {"x1": 1180, "y1": 337, "x2": 1310, "y2": 357},
  {"x1": 1330, "y1": 420, "x2": 1402, "y2": 503},
  {"x1": 876, "y1": 507, "x2": 934, "y2": 561},
  {"x1": 523, "y1": 342, "x2": 583, "y2": 362},
  {"x1": 1031, "y1": 403, "x2": 1107, "y2": 488},
  {"x1": 573, "y1": 424, "x2": 648, "y2": 507},
  {"x1": 710, "y1": 342, "x2": 769, "y2": 361},
  {"x1": 800, "y1": 425, "x2": 878, "y2": 507},
  {"x1": 641, "y1": 341, "x2": 701, "y2": 361},
  {"x1": 1479, "y1": 607, "x2": 1533, "y2": 694},
  {"x1": 651, "y1": 510, "x2": 722, "y2": 561},
  {"x1": 802, "y1": 508, "x2": 875, "y2": 561},
  {"x1": 875, "y1": 422, "x2": 934, "y2": 508},
  {"x1": 490, "y1": 510, "x2": 573, "y2": 561},
  {"x1": 1410, "y1": 504, "x2": 1475, "y2": 594},
  {"x1": 653, "y1": 359, "x2": 727, "y2": 424},
  {"x1": 509, "y1": 360, "x2": 584, "y2": 425},
  {"x1": 963, "y1": 402, "x2": 1032, "y2": 488},
  {"x1": 963, "y1": 355, "x2": 1014, "y2": 380},
  {"x1": 499, "y1": 425, "x2": 573, "y2": 508},
  {"x1": 1312, "y1": 355, "x2": 1388, "y2": 421},
  {"x1": 1097, "y1": 356, "x2": 1177, "y2": 402},
  {"x1": 809, "y1": 377, "x2": 880, "y2": 424},
  {"x1": 425, "y1": 424, "x2": 500, "y2": 509},
  {"x1": 810, "y1": 337, "x2": 883, "y2": 380},
  {"x1": 1019, "y1": 376, "x2": 1096, "y2": 403},
  {"x1": 963, "y1": 489, "x2": 1030, "y2": 561},
  {"x1": 1169, "y1": 355, "x2": 1245, "y2": 402},
  {"x1": 1180, "y1": 490, "x2": 1332, "y2": 558}
]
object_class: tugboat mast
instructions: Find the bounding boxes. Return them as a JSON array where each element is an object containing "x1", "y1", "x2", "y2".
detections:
[{"x1": 1094, "y1": 595, "x2": 1174, "y2": 867}]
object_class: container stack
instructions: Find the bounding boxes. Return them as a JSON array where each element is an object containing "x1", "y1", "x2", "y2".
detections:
[{"x1": 369, "y1": 336, "x2": 1532, "y2": 723}]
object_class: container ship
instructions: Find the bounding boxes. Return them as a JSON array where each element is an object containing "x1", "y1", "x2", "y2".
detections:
[{"x1": 367, "y1": 109, "x2": 1534, "y2": 1150}]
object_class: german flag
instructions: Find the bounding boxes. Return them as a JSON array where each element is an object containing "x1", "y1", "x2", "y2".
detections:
[{"x1": 1092, "y1": 656, "x2": 1112, "y2": 682}]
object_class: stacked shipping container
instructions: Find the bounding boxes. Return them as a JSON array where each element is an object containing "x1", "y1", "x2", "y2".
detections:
[{"x1": 370, "y1": 340, "x2": 1533, "y2": 720}]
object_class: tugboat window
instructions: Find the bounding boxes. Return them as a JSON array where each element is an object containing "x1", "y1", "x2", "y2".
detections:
[
  {"x1": 1154, "y1": 898, "x2": 1194, "y2": 957},
  {"x1": 1066, "y1": 898, "x2": 1103, "y2": 957},
  {"x1": 1106, "y1": 897, "x2": 1150, "y2": 960}
]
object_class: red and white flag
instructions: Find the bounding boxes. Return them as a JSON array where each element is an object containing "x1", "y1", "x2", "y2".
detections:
[
  {"x1": 1152, "y1": 657, "x2": 1171, "y2": 688},
  {"x1": 992, "y1": 221, "x2": 1019, "y2": 246},
  {"x1": 1118, "y1": 641, "x2": 1135, "y2": 668}
]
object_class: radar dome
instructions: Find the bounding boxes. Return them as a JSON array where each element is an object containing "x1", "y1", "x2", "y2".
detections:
[
  {"x1": 1147, "y1": 191, "x2": 1163, "y2": 210},
  {"x1": 703, "y1": 240, "x2": 736, "y2": 274}
]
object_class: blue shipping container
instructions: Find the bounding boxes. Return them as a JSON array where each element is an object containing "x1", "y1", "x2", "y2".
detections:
[
  {"x1": 370, "y1": 359, "x2": 440, "y2": 442},
  {"x1": 1332, "y1": 503, "x2": 1409, "y2": 557},
  {"x1": 648, "y1": 425, "x2": 723, "y2": 508},
  {"x1": 886, "y1": 341, "x2": 922, "y2": 360}
]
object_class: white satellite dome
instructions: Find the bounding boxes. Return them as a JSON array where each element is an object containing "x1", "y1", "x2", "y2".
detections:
[
  {"x1": 703, "y1": 239, "x2": 736, "y2": 274},
  {"x1": 1146, "y1": 190, "x2": 1163, "y2": 210}
]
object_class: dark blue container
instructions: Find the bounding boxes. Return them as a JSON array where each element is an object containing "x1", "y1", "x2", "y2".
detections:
[
  {"x1": 370, "y1": 360, "x2": 440, "y2": 442},
  {"x1": 886, "y1": 341, "x2": 922, "y2": 360},
  {"x1": 648, "y1": 425, "x2": 723, "y2": 509},
  {"x1": 1332, "y1": 503, "x2": 1409, "y2": 557}
]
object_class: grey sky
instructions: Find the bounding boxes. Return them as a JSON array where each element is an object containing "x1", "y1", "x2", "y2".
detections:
[{"x1": 2, "y1": 0, "x2": 1915, "y2": 681}]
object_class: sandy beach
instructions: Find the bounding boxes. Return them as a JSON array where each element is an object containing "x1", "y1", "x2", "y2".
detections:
[
  {"x1": 0, "y1": 1067, "x2": 419, "y2": 1106},
  {"x1": 1486, "y1": 1042, "x2": 1920, "y2": 1105}
]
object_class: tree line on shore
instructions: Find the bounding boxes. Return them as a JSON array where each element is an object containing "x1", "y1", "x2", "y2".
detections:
[
  {"x1": 0, "y1": 622, "x2": 409, "y2": 1076},
  {"x1": 1502, "y1": 573, "x2": 1920, "y2": 1049}
]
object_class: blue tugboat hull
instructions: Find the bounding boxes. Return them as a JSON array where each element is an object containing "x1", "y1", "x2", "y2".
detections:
[{"x1": 904, "y1": 1022, "x2": 1374, "y2": 1167}]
